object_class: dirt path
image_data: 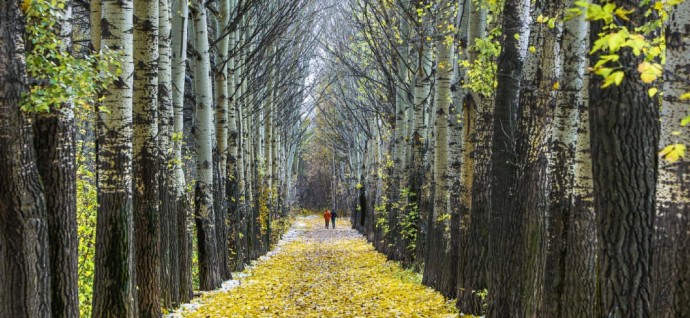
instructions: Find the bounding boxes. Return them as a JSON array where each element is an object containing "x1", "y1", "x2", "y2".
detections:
[{"x1": 175, "y1": 216, "x2": 458, "y2": 317}]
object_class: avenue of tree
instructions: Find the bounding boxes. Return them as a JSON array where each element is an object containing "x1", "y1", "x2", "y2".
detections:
[{"x1": 0, "y1": 0, "x2": 689, "y2": 318}]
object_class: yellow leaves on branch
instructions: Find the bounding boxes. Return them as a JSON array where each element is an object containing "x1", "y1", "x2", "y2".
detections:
[{"x1": 184, "y1": 217, "x2": 459, "y2": 318}]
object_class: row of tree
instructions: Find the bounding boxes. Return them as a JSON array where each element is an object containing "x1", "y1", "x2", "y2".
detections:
[
  {"x1": 1, "y1": 0, "x2": 317, "y2": 316},
  {"x1": 307, "y1": 0, "x2": 689, "y2": 317}
]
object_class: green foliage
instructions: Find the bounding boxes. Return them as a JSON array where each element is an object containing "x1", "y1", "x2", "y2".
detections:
[
  {"x1": 375, "y1": 200, "x2": 390, "y2": 235},
  {"x1": 568, "y1": 0, "x2": 670, "y2": 87},
  {"x1": 269, "y1": 216, "x2": 294, "y2": 248},
  {"x1": 398, "y1": 188, "x2": 420, "y2": 252},
  {"x1": 473, "y1": 288, "x2": 489, "y2": 314},
  {"x1": 22, "y1": 0, "x2": 119, "y2": 113},
  {"x1": 258, "y1": 182, "x2": 270, "y2": 236},
  {"x1": 76, "y1": 139, "x2": 97, "y2": 317},
  {"x1": 460, "y1": 29, "x2": 501, "y2": 96}
]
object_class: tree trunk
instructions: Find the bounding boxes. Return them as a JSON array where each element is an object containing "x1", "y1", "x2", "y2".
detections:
[
  {"x1": 157, "y1": 0, "x2": 179, "y2": 308},
  {"x1": 542, "y1": 2, "x2": 596, "y2": 316},
  {"x1": 513, "y1": 1, "x2": 561, "y2": 314},
  {"x1": 227, "y1": 0, "x2": 241, "y2": 272},
  {"x1": 487, "y1": 0, "x2": 531, "y2": 315},
  {"x1": 565, "y1": 57, "x2": 598, "y2": 318},
  {"x1": 171, "y1": 0, "x2": 193, "y2": 302},
  {"x1": 406, "y1": 3, "x2": 432, "y2": 268},
  {"x1": 32, "y1": 2, "x2": 80, "y2": 317},
  {"x1": 213, "y1": 0, "x2": 232, "y2": 281},
  {"x1": 422, "y1": 0, "x2": 456, "y2": 297},
  {"x1": 92, "y1": 0, "x2": 137, "y2": 315},
  {"x1": 653, "y1": 2, "x2": 690, "y2": 317},
  {"x1": 191, "y1": 0, "x2": 222, "y2": 291},
  {"x1": 457, "y1": 3, "x2": 490, "y2": 314},
  {"x1": 589, "y1": 2, "x2": 659, "y2": 317},
  {"x1": 133, "y1": 0, "x2": 162, "y2": 314},
  {"x1": 0, "y1": 3, "x2": 51, "y2": 316}
]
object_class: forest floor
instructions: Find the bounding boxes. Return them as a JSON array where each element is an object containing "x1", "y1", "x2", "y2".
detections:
[{"x1": 172, "y1": 215, "x2": 461, "y2": 317}]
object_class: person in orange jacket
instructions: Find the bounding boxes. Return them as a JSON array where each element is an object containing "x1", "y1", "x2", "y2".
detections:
[{"x1": 323, "y1": 209, "x2": 331, "y2": 229}]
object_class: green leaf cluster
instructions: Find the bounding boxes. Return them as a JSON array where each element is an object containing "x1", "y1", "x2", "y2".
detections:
[{"x1": 22, "y1": 0, "x2": 120, "y2": 113}]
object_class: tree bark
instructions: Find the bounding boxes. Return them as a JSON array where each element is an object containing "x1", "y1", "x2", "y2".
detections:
[
  {"x1": 0, "y1": 2, "x2": 51, "y2": 316},
  {"x1": 589, "y1": 1, "x2": 659, "y2": 316},
  {"x1": 157, "y1": 0, "x2": 179, "y2": 308},
  {"x1": 542, "y1": 2, "x2": 596, "y2": 316},
  {"x1": 457, "y1": 5, "x2": 491, "y2": 314},
  {"x1": 32, "y1": 2, "x2": 80, "y2": 317},
  {"x1": 133, "y1": 0, "x2": 162, "y2": 314},
  {"x1": 191, "y1": 0, "x2": 222, "y2": 291},
  {"x1": 653, "y1": 2, "x2": 690, "y2": 317},
  {"x1": 422, "y1": 0, "x2": 456, "y2": 298},
  {"x1": 91, "y1": 0, "x2": 137, "y2": 315},
  {"x1": 170, "y1": 0, "x2": 193, "y2": 303},
  {"x1": 487, "y1": 0, "x2": 531, "y2": 315}
]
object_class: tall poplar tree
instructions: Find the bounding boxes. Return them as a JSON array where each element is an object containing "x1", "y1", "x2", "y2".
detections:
[
  {"x1": 653, "y1": 1, "x2": 690, "y2": 316},
  {"x1": 0, "y1": 2, "x2": 51, "y2": 316},
  {"x1": 133, "y1": 0, "x2": 162, "y2": 314},
  {"x1": 487, "y1": 0, "x2": 531, "y2": 315},
  {"x1": 91, "y1": 0, "x2": 137, "y2": 315},
  {"x1": 191, "y1": 0, "x2": 222, "y2": 290},
  {"x1": 589, "y1": 1, "x2": 659, "y2": 316},
  {"x1": 32, "y1": 1, "x2": 80, "y2": 316}
]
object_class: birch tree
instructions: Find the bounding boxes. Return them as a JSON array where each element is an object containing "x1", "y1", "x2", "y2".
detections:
[
  {"x1": 133, "y1": 0, "x2": 162, "y2": 314},
  {"x1": 157, "y1": 0, "x2": 179, "y2": 308},
  {"x1": 653, "y1": 1, "x2": 690, "y2": 316},
  {"x1": 543, "y1": 2, "x2": 596, "y2": 316},
  {"x1": 91, "y1": 0, "x2": 137, "y2": 315},
  {"x1": 171, "y1": 0, "x2": 193, "y2": 302},
  {"x1": 456, "y1": 3, "x2": 490, "y2": 314},
  {"x1": 191, "y1": 0, "x2": 222, "y2": 290},
  {"x1": 422, "y1": 0, "x2": 455, "y2": 297}
]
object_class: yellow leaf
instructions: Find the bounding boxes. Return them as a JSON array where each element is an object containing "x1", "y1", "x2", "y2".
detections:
[
  {"x1": 614, "y1": 7, "x2": 635, "y2": 21},
  {"x1": 638, "y1": 62, "x2": 663, "y2": 84},
  {"x1": 529, "y1": 46, "x2": 536, "y2": 53},
  {"x1": 666, "y1": 150, "x2": 680, "y2": 163},
  {"x1": 679, "y1": 92, "x2": 690, "y2": 100},
  {"x1": 614, "y1": 71, "x2": 625, "y2": 86},
  {"x1": 548, "y1": 18, "x2": 556, "y2": 29},
  {"x1": 660, "y1": 144, "x2": 686, "y2": 163},
  {"x1": 22, "y1": 0, "x2": 31, "y2": 12},
  {"x1": 648, "y1": 87, "x2": 658, "y2": 97},
  {"x1": 603, "y1": 71, "x2": 624, "y2": 88},
  {"x1": 641, "y1": 73, "x2": 656, "y2": 83},
  {"x1": 553, "y1": 81, "x2": 560, "y2": 90},
  {"x1": 608, "y1": 32, "x2": 626, "y2": 52},
  {"x1": 659, "y1": 144, "x2": 675, "y2": 157}
]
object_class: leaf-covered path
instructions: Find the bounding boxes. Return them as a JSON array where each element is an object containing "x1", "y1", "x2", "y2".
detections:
[{"x1": 178, "y1": 216, "x2": 459, "y2": 317}]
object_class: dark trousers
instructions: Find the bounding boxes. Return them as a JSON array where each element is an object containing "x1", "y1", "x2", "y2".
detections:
[
  {"x1": 325, "y1": 220, "x2": 329, "y2": 228},
  {"x1": 331, "y1": 217, "x2": 336, "y2": 228}
]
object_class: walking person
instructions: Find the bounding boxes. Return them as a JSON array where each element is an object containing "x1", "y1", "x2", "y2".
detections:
[
  {"x1": 331, "y1": 210, "x2": 337, "y2": 228},
  {"x1": 323, "y1": 209, "x2": 331, "y2": 229}
]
